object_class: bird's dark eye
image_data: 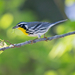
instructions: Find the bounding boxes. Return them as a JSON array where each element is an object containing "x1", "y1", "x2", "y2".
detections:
[{"x1": 20, "y1": 24, "x2": 28, "y2": 30}]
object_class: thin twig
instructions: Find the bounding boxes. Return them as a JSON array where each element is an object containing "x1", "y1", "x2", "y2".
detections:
[{"x1": 0, "y1": 31, "x2": 75, "y2": 51}]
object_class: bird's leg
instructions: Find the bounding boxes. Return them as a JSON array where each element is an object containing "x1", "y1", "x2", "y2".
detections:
[
  {"x1": 31, "y1": 34, "x2": 40, "y2": 44},
  {"x1": 31, "y1": 38, "x2": 38, "y2": 44},
  {"x1": 44, "y1": 34, "x2": 48, "y2": 41}
]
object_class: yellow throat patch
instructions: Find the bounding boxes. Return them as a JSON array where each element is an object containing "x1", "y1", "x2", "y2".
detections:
[{"x1": 18, "y1": 27, "x2": 28, "y2": 35}]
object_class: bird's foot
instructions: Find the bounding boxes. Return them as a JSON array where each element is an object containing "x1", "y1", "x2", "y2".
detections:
[
  {"x1": 44, "y1": 34, "x2": 48, "y2": 41},
  {"x1": 44, "y1": 37, "x2": 48, "y2": 41},
  {"x1": 31, "y1": 38, "x2": 38, "y2": 44}
]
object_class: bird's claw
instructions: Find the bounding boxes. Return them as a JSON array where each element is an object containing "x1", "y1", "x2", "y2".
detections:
[
  {"x1": 44, "y1": 37, "x2": 48, "y2": 41},
  {"x1": 31, "y1": 38, "x2": 38, "y2": 44}
]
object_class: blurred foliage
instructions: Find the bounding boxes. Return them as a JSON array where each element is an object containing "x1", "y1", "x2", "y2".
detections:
[
  {"x1": 0, "y1": 39, "x2": 8, "y2": 54},
  {"x1": 0, "y1": 0, "x2": 75, "y2": 75},
  {"x1": 65, "y1": 0, "x2": 75, "y2": 6}
]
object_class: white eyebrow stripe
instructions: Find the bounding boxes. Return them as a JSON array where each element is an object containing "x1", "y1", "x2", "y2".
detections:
[{"x1": 19, "y1": 22, "x2": 27, "y2": 25}]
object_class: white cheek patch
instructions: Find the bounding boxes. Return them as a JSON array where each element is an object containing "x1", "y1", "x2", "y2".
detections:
[{"x1": 25, "y1": 25, "x2": 28, "y2": 29}]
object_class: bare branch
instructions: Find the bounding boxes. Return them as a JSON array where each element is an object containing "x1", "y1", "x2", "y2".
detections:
[{"x1": 0, "y1": 31, "x2": 75, "y2": 51}]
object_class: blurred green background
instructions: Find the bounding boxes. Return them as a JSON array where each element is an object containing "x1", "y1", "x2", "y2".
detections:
[{"x1": 0, "y1": 0, "x2": 75, "y2": 75}]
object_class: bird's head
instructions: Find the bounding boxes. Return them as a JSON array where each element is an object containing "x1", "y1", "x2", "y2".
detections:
[
  {"x1": 12, "y1": 22, "x2": 28, "y2": 30},
  {"x1": 12, "y1": 22, "x2": 29, "y2": 35}
]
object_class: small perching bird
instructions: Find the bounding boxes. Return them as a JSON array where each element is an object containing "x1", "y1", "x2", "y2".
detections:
[{"x1": 13, "y1": 19, "x2": 67, "y2": 38}]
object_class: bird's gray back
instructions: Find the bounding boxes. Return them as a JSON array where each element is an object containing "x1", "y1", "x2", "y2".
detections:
[{"x1": 27, "y1": 22, "x2": 51, "y2": 28}]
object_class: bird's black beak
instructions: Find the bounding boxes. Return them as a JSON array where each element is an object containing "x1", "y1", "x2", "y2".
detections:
[{"x1": 12, "y1": 25, "x2": 19, "y2": 29}]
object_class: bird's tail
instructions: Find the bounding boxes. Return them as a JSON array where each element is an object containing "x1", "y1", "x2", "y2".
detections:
[{"x1": 49, "y1": 19, "x2": 67, "y2": 28}]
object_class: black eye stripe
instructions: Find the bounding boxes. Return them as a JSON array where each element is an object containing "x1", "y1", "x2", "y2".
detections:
[
  {"x1": 21, "y1": 25, "x2": 26, "y2": 29},
  {"x1": 18, "y1": 23, "x2": 28, "y2": 30}
]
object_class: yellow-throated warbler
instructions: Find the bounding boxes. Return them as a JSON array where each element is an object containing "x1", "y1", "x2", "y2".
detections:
[{"x1": 13, "y1": 19, "x2": 67, "y2": 38}]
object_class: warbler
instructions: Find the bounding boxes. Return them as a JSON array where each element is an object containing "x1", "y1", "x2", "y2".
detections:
[{"x1": 12, "y1": 19, "x2": 67, "y2": 38}]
